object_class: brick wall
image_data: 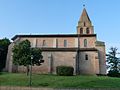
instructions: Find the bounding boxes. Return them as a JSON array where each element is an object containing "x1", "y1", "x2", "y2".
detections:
[{"x1": 19, "y1": 36, "x2": 96, "y2": 49}]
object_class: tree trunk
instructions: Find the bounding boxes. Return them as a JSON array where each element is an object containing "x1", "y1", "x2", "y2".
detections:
[{"x1": 26, "y1": 65, "x2": 29, "y2": 76}]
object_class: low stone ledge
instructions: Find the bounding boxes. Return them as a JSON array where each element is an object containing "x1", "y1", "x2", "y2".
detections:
[
  {"x1": 0, "y1": 87, "x2": 120, "y2": 90},
  {"x1": 0, "y1": 86, "x2": 53, "y2": 90}
]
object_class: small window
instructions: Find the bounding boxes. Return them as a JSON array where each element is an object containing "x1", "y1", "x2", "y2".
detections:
[
  {"x1": 85, "y1": 54, "x2": 88, "y2": 60},
  {"x1": 80, "y1": 28, "x2": 83, "y2": 34},
  {"x1": 84, "y1": 22, "x2": 86, "y2": 26},
  {"x1": 64, "y1": 40, "x2": 67, "y2": 47},
  {"x1": 84, "y1": 39, "x2": 87, "y2": 47},
  {"x1": 42, "y1": 40, "x2": 46, "y2": 47},
  {"x1": 86, "y1": 28, "x2": 90, "y2": 34},
  {"x1": 56, "y1": 39, "x2": 58, "y2": 48}
]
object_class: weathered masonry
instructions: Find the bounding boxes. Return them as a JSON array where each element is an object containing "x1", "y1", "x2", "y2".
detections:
[{"x1": 6, "y1": 8, "x2": 106, "y2": 75}]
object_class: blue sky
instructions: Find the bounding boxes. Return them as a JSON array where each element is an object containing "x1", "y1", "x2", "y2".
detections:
[{"x1": 0, "y1": 0, "x2": 120, "y2": 52}]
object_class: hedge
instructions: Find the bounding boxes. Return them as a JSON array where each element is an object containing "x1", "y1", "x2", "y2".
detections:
[{"x1": 56, "y1": 66, "x2": 74, "y2": 76}]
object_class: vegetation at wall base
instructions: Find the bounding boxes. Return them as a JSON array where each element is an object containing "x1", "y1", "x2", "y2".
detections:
[
  {"x1": 56, "y1": 66, "x2": 74, "y2": 76},
  {"x1": 107, "y1": 70, "x2": 120, "y2": 77},
  {"x1": 106, "y1": 47, "x2": 120, "y2": 77},
  {"x1": 0, "y1": 38, "x2": 11, "y2": 71},
  {"x1": 0, "y1": 73, "x2": 120, "y2": 88}
]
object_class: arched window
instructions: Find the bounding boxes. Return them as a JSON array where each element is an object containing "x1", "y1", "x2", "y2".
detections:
[
  {"x1": 84, "y1": 39, "x2": 87, "y2": 47},
  {"x1": 64, "y1": 40, "x2": 67, "y2": 47},
  {"x1": 80, "y1": 28, "x2": 83, "y2": 34},
  {"x1": 86, "y1": 28, "x2": 90, "y2": 34},
  {"x1": 84, "y1": 22, "x2": 86, "y2": 26},
  {"x1": 42, "y1": 40, "x2": 46, "y2": 47},
  {"x1": 85, "y1": 54, "x2": 88, "y2": 60}
]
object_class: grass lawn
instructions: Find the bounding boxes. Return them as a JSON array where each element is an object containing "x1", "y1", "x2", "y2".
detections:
[{"x1": 0, "y1": 72, "x2": 120, "y2": 88}]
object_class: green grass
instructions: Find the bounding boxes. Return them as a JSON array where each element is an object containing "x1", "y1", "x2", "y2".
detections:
[{"x1": 0, "y1": 72, "x2": 120, "y2": 88}]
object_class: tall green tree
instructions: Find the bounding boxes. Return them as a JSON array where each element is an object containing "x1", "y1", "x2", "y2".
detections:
[
  {"x1": 0, "y1": 38, "x2": 11, "y2": 71},
  {"x1": 106, "y1": 47, "x2": 120, "y2": 77},
  {"x1": 12, "y1": 39, "x2": 44, "y2": 75}
]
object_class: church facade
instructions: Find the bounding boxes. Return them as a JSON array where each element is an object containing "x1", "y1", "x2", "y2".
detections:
[{"x1": 6, "y1": 8, "x2": 106, "y2": 75}]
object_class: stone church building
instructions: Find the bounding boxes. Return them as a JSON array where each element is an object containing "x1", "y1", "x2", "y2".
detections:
[{"x1": 6, "y1": 8, "x2": 106, "y2": 75}]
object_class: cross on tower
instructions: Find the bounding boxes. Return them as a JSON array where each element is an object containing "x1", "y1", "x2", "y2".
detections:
[{"x1": 83, "y1": 4, "x2": 85, "y2": 7}]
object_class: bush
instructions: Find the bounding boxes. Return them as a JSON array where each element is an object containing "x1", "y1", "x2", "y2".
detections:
[
  {"x1": 56, "y1": 66, "x2": 74, "y2": 76},
  {"x1": 97, "y1": 74, "x2": 107, "y2": 76},
  {"x1": 107, "y1": 70, "x2": 120, "y2": 77}
]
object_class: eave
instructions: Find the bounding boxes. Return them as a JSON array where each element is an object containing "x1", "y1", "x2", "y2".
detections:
[{"x1": 12, "y1": 34, "x2": 96, "y2": 41}]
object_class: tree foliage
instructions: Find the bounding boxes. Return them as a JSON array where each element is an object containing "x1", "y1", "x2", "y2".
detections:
[
  {"x1": 12, "y1": 39, "x2": 44, "y2": 74},
  {"x1": 106, "y1": 47, "x2": 120, "y2": 77},
  {"x1": 0, "y1": 38, "x2": 11, "y2": 71},
  {"x1": 12, "y1": 40, "x2": 31, "y2": 66},
  {"x1": 31, "y1": 48, "x2": 43, "y2": 66}
]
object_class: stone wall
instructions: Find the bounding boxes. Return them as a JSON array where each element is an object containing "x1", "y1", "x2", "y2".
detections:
[
  {"x1": 5, "y1": 36, "x2": 105, "y2": 75},
  {"x1": 17, "y1": 51, "x2": 76, "y2": 74},
  {"x1": 8, "y1": 49, "x2": 99, "y2": 75},
  {"x1": 5, "y1": 43, "x2": 14, "y2": 72},
  {"x1": 96, "y1": 41, "x2": 106, "y2": 75},
  {"x1": 79, "y1": 51, "x2": 99, "y2": 75}
]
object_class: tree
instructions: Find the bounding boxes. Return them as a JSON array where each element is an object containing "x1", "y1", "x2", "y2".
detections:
[
  {"x1": 0, "y1": 38, "x2": 11, "y2": 71},
  {"x1": 12, "y1": 39, "x2": 44, "y2": 75},
  {"x1": 30, "y1": 48, "x2": 44, "y2": 66},
  {"x1": 106, "y1": 47, "x2": 120, "y2": 77}
]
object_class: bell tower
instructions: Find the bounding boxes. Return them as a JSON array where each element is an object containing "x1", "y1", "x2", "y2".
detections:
[{"x1": 77, "y1": 8, "x2": 94, "y2": 34}]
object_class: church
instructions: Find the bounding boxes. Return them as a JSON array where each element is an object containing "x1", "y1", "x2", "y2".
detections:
[{"x1": 6, "y1": 8, "x2": 106, "y2": 75}]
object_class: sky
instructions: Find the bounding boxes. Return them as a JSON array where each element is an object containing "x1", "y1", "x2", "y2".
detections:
[{"x1": 0, "y1": 0, "x2": 120, "y2": 53}]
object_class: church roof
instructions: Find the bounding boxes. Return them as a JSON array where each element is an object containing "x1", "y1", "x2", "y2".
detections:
[
  {"x1": 12, "y1": 34, "x2": 96, "y2": 40},
  {"x1": 79, "y1": 8, "x2": 91, "y2": 23},
  {"x1": 96, "y1": 41, "x2": 105, "y2": 46}
]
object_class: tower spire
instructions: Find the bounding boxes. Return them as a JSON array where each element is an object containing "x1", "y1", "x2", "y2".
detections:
[
  {"x1": 79, "y1": 8, "x2": 91, "y2": 23},
  {"x1": 77, "y1": 7, "x2": 94, "y2": 34}
]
